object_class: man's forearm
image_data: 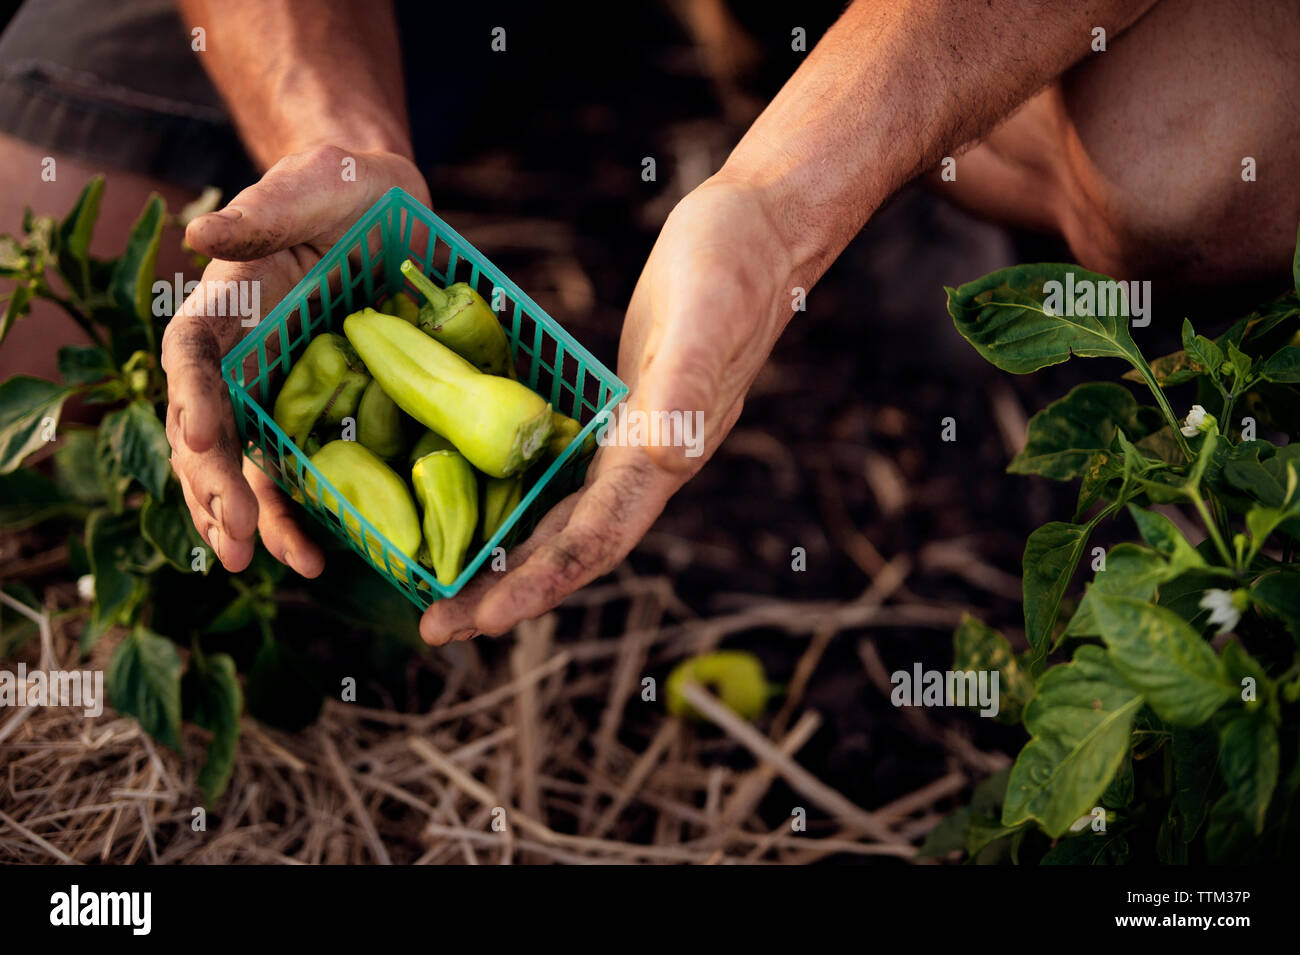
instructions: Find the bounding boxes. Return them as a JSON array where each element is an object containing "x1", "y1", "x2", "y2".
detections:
[
  {"x1": 176, "y1": 0, "x2": 412, "y2": 168},
  {"x1": 719, "y1": 0, "x2": 1158, "y2": 291}
]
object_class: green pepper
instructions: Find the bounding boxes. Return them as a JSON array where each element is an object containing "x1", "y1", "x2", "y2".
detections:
[
  {"x1": 344, "y1": 308, "x2": 553, "y2": 478},
  {"x1": 272, "y1": 332, "x2": 371, "y2": 448},
  {"x1": 356, "y1": 379, "x2": 407, "y2": 461},
  {"x1": 412, "y1": 449, "x2": 478, "y2": 585},
  {"x1": 480, "y1": 473, "x2": 523, "y2": 542},
  {"x1": 665, "y1": 651, "x2": 772, "y2": 721},
  {"x1": 544, "y1": 409, "x2": 596, "y2": 463},
  {"x1": 306, "y1": 440, "x2": 421, "y2": 571},
  {"x1": 377, "y1": 290, "x2": 420, "y2": 324},
  {"x1": 400, "y1": 258, "x2": 516, "y2": 378},
  {"x1": 408, "y1": 427, "x2": 455, "y2": 467}
]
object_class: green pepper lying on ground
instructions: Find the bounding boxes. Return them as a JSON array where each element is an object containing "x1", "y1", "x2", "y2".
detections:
[
  {"x1": 665, "y1": 651, "x2": 773, "y2": 721},
  {"x1": 306, "y1": 440, "x2": 421, "y2": 572},
  {"x1": 344, "y1": 308, "x2": 552, "y2": 478},
  {"x1": 400, "y1": 258, "x2": 516, "y2": 378},
  {"x1": 272, "y1": 332, "x2": 370, "y2": 448},
  {"x1": 412, "y1": 449, "x2": 478, "y2": 585}
]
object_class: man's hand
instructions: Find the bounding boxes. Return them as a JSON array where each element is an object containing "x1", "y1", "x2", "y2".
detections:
[
  {"x1": 419, "y1": 176, "x2": 794, "y2": 643},
  {"x1": 162, "y1": 146, "x2": 429, "y2": 577}
]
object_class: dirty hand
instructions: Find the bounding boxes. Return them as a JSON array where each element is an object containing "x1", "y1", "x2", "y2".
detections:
[
  {"x1": 419, "y1": 175, "x2": 795, "y2": 644},
  {"x1": 162, "y1": 145, "x2": 429, "y2": 577}
]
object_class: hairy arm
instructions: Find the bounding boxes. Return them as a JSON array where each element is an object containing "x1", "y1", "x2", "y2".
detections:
[
  {"x1": 722, "y1": 0, "x2": 1158, "y2": 290},
  {"x1": 421, "y1": 0, "x2": 1161, "y2": 641},
  {"x1": 175, "y1": 0, "x2": 413, "y2": 166}
]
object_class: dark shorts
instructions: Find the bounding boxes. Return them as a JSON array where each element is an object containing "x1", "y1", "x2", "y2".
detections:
[
  {"x1": 0, "y1": 0, "x2": 255, "y2": 193},
  {"x1": 0, "y1": 0, "x2": 507, "y2": 195}
]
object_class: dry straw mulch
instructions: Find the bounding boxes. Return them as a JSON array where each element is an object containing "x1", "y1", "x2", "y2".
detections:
[{"x1": 1, "y1": 559, "x2": 1011, "y2": 865}]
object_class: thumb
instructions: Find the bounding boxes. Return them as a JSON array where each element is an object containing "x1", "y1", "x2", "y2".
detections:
[{"x1": 185, "y1": 146, "x2": 371, "y2": 261}]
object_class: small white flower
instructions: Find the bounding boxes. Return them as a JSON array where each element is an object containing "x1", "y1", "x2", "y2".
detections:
[
  {"x1": 77, "y1": 574, "x2": 95, "y2": 602},
  {"x1": 1180, "y1": 404, "x2": 1208, "y2": 437},
  {"x1": 1199, "y1": 588, "x2": 1242, "y2": 635}
]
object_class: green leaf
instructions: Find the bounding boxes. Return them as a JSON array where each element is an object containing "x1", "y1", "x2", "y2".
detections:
[
  {"x1": 1040, "y1": 832, "x2": 1130, "y2": 865},
  {"x1": 1001, "y1": 645, "x2": 1142, "y2": 838},
  {"x1": 946, "y1": 263, "x2": 1147, "y2": 375},
  {"x1": 1009, "y1": 383, "x2": 1157, "y2": 481},
  {"x1": 86, "y1": 509, "x2": 145, "y2": 646},
  {"x1": 140, "y1": 483, "x2": 206, "y2": 573},
  {"x1": 111, "y1": 194, "x2": 165, "y2": 325},
  {"x1": 1222, "y1": 442, "x2": 1300, "y2": 507},
  {"x1": 952, "y1": 614, "x2": 1034, "y2": 723},
  {"x1": 1293, "y1": 220, "x2": 1300, "y2": 292},
  {"x1": 1181, "y1": 318, "x2": 1226, "y2": 382},
  {"x1": 57, "y1": 345, "x2": 115, "y2": 385},
  {"x1": 1127, "y1": 504, "x2": 1205, "y2": 569},
  {"x1": 0, "y1": 233, "x2": 27, "y2": 277},
  {"x1": 53, "y1": 427, "x2": 104, "y2": 503},
  {"x1": 917, "y1": 807, "x2": 971, "y2": 858},
  {"x1": 0, "y1": 376, "x2": 75, "y2": 473},
  {"x1": 106, "y1": 625, "x2": 183, "y2": 749},
  {"x1": 1126, "y1": 348, "x2": 1203, "y2": 388},
  {"x1": 1023, "y1": 521, "x2": 1093, "y2": 658},
  {"x1": 1250, "y1": 569, "x2": 1300, "y2": 644},
  {"x1": 185, "y1": 646, "x2": 242, "y2": 804},
  {"x1": 1090, "y1": 594, "x2": 1237, "y2": 725},
  {"x1": 1, "y1": 282, "x2": 33, "y2": 347},
  {"x1": 1217, "y1": 710, "x2": 1279, "y2": 836},
  {"x1": 1205, "y1": 792, "x2": 1257, "y2": 862},
  {"x1": 1171, "y1": 724, "x2": 1218, "y2": 843},
  {"x1": 97, "y1": 400, "x2": 171, "y2": 501},
  {"x1": 1065, "y1": 543, "x2": 1180, "y2": 637},
  {"x1": 0, "y1": 468, "x2": 77, "y2": 529},
  {"x1": 1258, "y1": 346, "x2": 1300, "y2": 383},
  {"x1": 57, "y1": 177, "x2": 104, "y2": 267}
]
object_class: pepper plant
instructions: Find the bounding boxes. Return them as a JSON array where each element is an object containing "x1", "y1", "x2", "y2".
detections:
[
  {"x1": 925, "y1": 225, "x2": 1300, "y2": 864},
  {"x1": 0, "y1": 177, "x2": 397, "y2": 803}
]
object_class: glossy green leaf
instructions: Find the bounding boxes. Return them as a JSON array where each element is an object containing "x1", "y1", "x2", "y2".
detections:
[
  {"x1": 1009, "y1": 382, "x2": 1156, "y2": 480},
  {"x1": 185, "y1": 645, "x2": 242, "y2": 804},
  {"x1": 97, "y1": 400, "x2": 171, "y2": 501},
  {"x1": 106, "y1": 625, "x2": 182, "y2": 749},
  {"x1": 1023, "y1": 521, "x2": 1093, "y2": 658},
  {"x1": 56, "y1": 175, "x2": 104, "y2": 299},
  {"x1": 1181, "y1": 318, "x2": 1226, "y2": 382},
  {"x1": 1127, "y1": 504, "x2": 1205, "y2": 569},
  {"x1": 140, "y1": 483, "x2": 206, "y2": 573},
  {"x1": 0, "y1": 376, "x2": 75, "y2": 473},
  {"x1": 1250, "y1": 569, "x2": 1300, "y2": 644},
  {"x1": 1001, "y1": 645, "x2": 1142, "y2": 838},
  {"x1": 57, "y1": 345, "x2": 115, "y2": 385},
  {"x1": 1258, "y1": 346, "x2": 1300, "y2": 383},
  {"x1": 1217, "y1": 710, "x2": 1279, "y2": 835},
  {"x1": 86, "y1": 509, "x2": 144, "y2": 644},
  {"x1": 1065, "y1": 543, "x2": 1176, "y2": 637},
  {"x1": 1, "y1": 282, "x2": 33, "y2": 346},
  {"x1": 1091, "y1": 594, "x2": 1236, "y2": 725},
  {"x1": 111, "y1": 194, "x2": 165, "y2": 325},
  {"x1": 947, "y1": 263, "x2": 1147, "y2": 375},
  {"x1": 53, "y1": 427, "x2": 104, "y2": 503},
  {"x1": 952, "y1": 614, "x2": 1034, "y2": 724}
]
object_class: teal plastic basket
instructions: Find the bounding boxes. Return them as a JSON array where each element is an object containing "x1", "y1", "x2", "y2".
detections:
[{"x1": 221, "y1": 187, "x2": 627, "y2": 608}]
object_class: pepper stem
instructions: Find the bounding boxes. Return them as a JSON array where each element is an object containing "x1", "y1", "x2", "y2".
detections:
[{"x1": 400, "y1": 258, "x2": 449, "y2": 311}]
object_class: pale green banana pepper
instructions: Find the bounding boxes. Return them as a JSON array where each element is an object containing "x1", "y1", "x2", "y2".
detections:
[
  {"x1": 377, "y1": 291, "x2": 420, "y2": 324},
  {"x1": 356, "y1": 379, "x2": 407, "y2": 461},
  {"x1": 400, "y1": 258, "x2": 516, "y2": 378},
  {"x1": 412, "y1": 449, "x2": 478, "y2": 585},
  {"x1": 306, "y1": 440, "x2": 421, "y2": 572},
  {"x1": 665, "y1": 651, "x2": 772, "y2": 721},
  {"x1": 344, "y1": 309, "x2": 552, "y2": 478},
  {"x1": 480, "y1": 473, "x2": 523, "y2": 542},
  {"x1": 272, "y1": 333, "x2": 370, "y2": 448}
]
